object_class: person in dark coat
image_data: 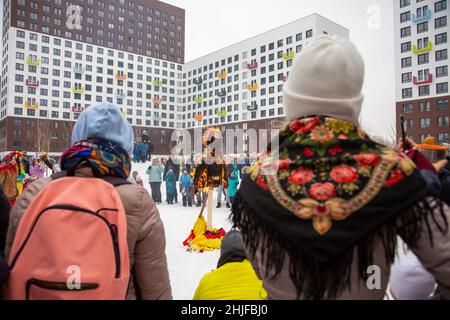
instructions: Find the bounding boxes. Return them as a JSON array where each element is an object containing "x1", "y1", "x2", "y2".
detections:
[{"x1": 163, "y1": 156, "x2": 180, "y2": 203}]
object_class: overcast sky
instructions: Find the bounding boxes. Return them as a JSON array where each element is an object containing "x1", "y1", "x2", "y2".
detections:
[{"x1": 166, "y1": 0, "x2": 396, "y2": 139}]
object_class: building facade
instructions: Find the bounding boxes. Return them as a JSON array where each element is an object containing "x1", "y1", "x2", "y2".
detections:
[
  {"x1": 394, "y1": 0, "x2": 449, "y2": 144},
  {"x1": 0, "y1": 0, "x2": 348, "y2": 155}
]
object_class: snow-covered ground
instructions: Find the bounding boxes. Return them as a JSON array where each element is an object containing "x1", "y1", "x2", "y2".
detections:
[{"x1": 132, "y1": 162, "x2": 233, "y2": 300}]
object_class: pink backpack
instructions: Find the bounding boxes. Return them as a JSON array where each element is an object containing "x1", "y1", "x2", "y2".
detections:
[{"x1": 6, "y1": 176, "x2": 130, "y2": 300}]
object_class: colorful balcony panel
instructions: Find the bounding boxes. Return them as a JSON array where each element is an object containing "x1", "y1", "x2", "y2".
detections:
[
  {"x1": 25, "y1": 79, "x2": 40, "y2": 87},
  {"x1": 72, "y1": 105, "x2": 85, "y2": 113},
  {"x1": 115, "y1": 92, "x2": 126, "y2": 98},
  {"x1": 412, "y1": 8, "x2": 432, "y2": 24},
  {"x1": 216, "y1": 110, "x2": 228, "y2": 117},
  {"x1": 216, "y1": 89, "x2": 227, "y2": 97},
  {"x1": 247, "y1": 83, "x2": 259, "y2": 91},
  {"x1": 115, "y1": 72, "x2": 127, "y2": 80},
  {"x1": 413, "y1": 74, "x2": 433, "y2": 85},
  {"x1": 193, "y1": 78, "x2": 203, "y2": 85},
  {"x1": 194, "y1": 114, "x2": 204, "y2": 121},
  {"x1": 216, "y1": 71, "x2": 228, "y2": 79},
  {"x1": 73, "y1": 66, "x2": 84, "y2": 74},
  {"x1": 194, "y1": 96, "x2": 204, "y2": 103},
  {"x1": 72, "y1": 86, "x2": 85, "y2": 93},
  {"x1": 152, "y1": 79, "x2": 164, "y2": 87},
  {"x1": 281, "y1": 75, "x2": 288, "y2": 82},
  {"x1": 24, "y1": 101, "x2": 39, "y2": 109},
  {"x1": 412, "y1": 42, "x2": 433, "y2": 54},
  {"x1": 247, "y1": 103, "x2": 258, "y2": 112},
  {"x1": 26, "y1": 57, "x2": 40, "y2": 66},
  {"x1": 152, "y1": 97, "x2": 165, "y2": 104},
  {"x1": 247, "y1": 61, "x2": 258, "y2": 70},
  {"x1": 282, "y1": 51, "x2": 295, "y2": 61}
]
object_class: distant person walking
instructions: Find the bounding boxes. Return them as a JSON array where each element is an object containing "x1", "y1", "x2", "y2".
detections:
[{"x1": 147, "y1": 158, "x2": 164, "y2": 204}]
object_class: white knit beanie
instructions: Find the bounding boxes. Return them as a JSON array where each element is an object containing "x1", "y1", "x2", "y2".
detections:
[{"x1": 283, "y1": 36, "x2": 365, "y2": 124}]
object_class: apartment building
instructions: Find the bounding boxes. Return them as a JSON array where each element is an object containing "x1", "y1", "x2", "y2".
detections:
[
  {"x1": 0, "y1": 1, "x2": 348, "y2": 154},
  {"x1": 394, "y1": 0, "x2": 449, "y2": 144}
]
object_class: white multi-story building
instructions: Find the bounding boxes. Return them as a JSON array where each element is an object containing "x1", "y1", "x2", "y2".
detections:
[
  {"x1": 394, "y1": 0, "x2": 449, "y2": 144},
  {"x1": 0, "y1": 0, "x2": 348, "y2": 154}
]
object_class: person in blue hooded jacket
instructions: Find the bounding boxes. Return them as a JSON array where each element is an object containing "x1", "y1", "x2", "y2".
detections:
[{"x1": 165, "y1": 168, "x2": 177, "y2": 204}]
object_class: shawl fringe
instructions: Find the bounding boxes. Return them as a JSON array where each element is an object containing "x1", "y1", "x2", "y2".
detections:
[{"x1": 230, "y1": 192, "x2": 448, "y2": 300}]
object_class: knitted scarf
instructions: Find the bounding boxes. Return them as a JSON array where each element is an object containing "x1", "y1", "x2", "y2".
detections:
[
  {"x1": 231, "y1": 116, "x2": 449, "y2": 300},
  {"x1": 61, "y1": 138, "x2": 131, "y2": 179}
]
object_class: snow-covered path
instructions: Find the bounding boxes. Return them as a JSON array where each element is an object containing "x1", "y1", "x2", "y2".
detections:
[{"x1": 132, "y1": 162, "x2": 233, "y2": 300}]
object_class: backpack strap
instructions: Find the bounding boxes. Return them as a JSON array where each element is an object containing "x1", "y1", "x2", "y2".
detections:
[{"x1": 52, "y1": 171, "x2": 130, "y2": 187}]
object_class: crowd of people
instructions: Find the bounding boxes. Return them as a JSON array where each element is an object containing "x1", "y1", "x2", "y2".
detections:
[{"x1": 0, "y1": 36, "x2": 449, "y2": 300}]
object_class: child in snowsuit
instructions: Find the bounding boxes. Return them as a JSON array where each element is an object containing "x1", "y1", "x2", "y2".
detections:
[
  {"x1": 165, "y1": 168, "x2": 177, "y2": 204},
  {"x1": 228, "y1": 166, "x2": 239, "y2": 204},
  {"x1": 180, "y1": 169, "x2": 193, "y2": 207}
]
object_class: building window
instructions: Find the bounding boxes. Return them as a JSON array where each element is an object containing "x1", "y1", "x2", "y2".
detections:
[
  {"x1": 401, "y1": 26, "x2": 411, "y2": 38},
  {"x1": 419, "y1": 101, "x2": 431, "y2": 112},
  {"x1": 437, "y1": 99, "x2": 448, "y2": 111},
  {"x1": 437, "y1": 82, "x2": 448, "y2": 94},
  {"x1": 435, "y1": 16, "x2": 447, "y2": 29},
  {"x1": 400, "y1": 11, "x2": 410, "y2": 23},
  {"x1": 436, "y1": 32, "x2": 448, "y2": 45},
  {"x1": 403, "y1": 103, "x2": 413, "y2": 114},
  {"x1": 436, "y1": 66, "x2": 448, "y2": 78},
  {"x1": 401, "y1": 42, "x2": 411, "y2": 53},
  {"x1": 401, "y1": 57, "x2": 412, "y2": 68},
  {"x1": 437, "y1": 116, "x2": 449, "y2": 127},
  {"x1": 438, "y1": 133, "x2": 449, "y2": 144},
  {"x1": 419, "y1": 118, "x2": 430, "y2": 128},
  {"x1": 436, "y1": 49, "x2": 448, "y2": 61},
  {"x1": 402, "y1": 88, "x2": 412, "y2": 98},
  {"x1": 400, "y1": 0, "x2": 410, "y2": 8},
  {"x1": 402, "y1": 72, "x2": 412, "y2": 83},
  {"x1": 417, "y1": 22, "x2": 428, "y2": 34},
  {"x1": 418, "y1": 85, "x2": 430, "y2": 96},
  {"x1": 306, "y1": 29, "x2": 313, "y2": 38},
  {"x1": 418, "y1": 53, "x2": 429, "y2": 65},
  {"x1": 435, "y1": 0, "x2": 447, "y2": 13}
]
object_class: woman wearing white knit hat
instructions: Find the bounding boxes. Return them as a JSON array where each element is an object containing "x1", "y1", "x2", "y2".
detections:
[{"x1": 231, "y1": 36, "x2": 450, "y2": 300}]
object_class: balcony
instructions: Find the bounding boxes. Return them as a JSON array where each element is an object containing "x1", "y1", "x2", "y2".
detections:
[
  {"x1": 282, "y1": 51, "x2": 295, "y2": 61},
  {"x1": 25, "y1": 79, "x2": 40, "y2": 87},
  {"x1": 26, "y1": 57, "x2": 40, "y2": 66},
  {"x1": 281, "y1": 75, "x2": 288, "y2": 82},
  {"x1": 216, "y1": 71, "x2": 228, "y2": 79},
  {"x1": 247, "y1": 61, "x2": 258, "y2": 70},
  {"x1": 152, "y1": 96, "x2": 165, "y2": 104},
  {"x1": 412, "y1": 8, "x2": 432, "y2": 24},
  {"x1": 72, "y1": 105, "x2": 85, "y2": 113},
  {"x1": 412, "y1": 41, "x2": 433, "y2": 54},
  {"x1": 115, "y1": 72, "x2": 127, "y2": 80},
  {"x1": 72, "y1": 86, "x2": 85, "y2": 93},
  {"x1": 194, "y1": 114, "x2": 204, "y2": 121},
  {"x1": 73, "y1": 66, "x2": 84, "y2": 74},
  {"x1": 413, "y1": 74, "x2": 433, "y2": 85},
  {"x1": 247, "y1": 83, "x2": 259, "y2": 91},
  {"x1": 152, "y1": 79, "x2": 163, "y2": 87},
  {"x1": 193, "y1": 77, "x2": 203, "y2": 85},
  {"x1": 24, "y1": 101, "x2": 39, "y2": 109},
  {"x1": 216, "y1": 110, "x2": 227, "y2": 117},
  {"x1": 194, "y1": 96, "x2": 204, "y2": 103},
  {"x1": 216, "y1": 89, "x2": 227, "y2": 97},
  {"x1": 247, "y1": 103, "x2": 258, "y2": 112}
]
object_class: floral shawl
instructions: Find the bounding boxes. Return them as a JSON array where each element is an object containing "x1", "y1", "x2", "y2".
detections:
[{"x1": 231, "y1": 116, "x2": 448, "y2": 299}]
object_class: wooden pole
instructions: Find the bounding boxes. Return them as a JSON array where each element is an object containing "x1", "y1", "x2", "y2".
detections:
[{"x1": 207, "y1": 188, "x2": 213, "y2": 229}]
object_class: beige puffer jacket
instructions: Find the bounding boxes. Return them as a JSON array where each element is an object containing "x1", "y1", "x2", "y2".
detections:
[{"x1": 5, "y1": 168, "x2": 172, "y2": 300}]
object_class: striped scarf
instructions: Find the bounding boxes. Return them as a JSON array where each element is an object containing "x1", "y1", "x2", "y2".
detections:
[{"x1": 61, "y1": 138, "x2": 131, "y2": 179}]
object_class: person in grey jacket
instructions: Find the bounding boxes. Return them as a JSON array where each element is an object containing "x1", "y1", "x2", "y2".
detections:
[{"x1": 147, "y1": 158, "x2": 164, "y2": 204}]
